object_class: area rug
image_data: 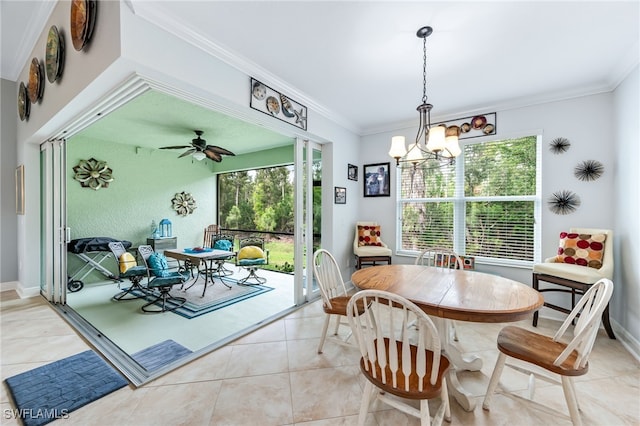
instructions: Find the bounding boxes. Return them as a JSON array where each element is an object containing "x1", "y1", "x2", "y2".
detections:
[
  {"x1": 129, "y1": 277, "x2": 274, "y2": 319},
  {"x1": 131, "y1": 339, "x2": 192, "y2": 371},
  {"x1": 4, "y1": 350, "x2": 128, "y2": 426}
]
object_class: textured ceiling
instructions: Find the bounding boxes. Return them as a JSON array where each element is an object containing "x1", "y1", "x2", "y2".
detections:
[{"x1": 71, "y1": 90, "x2": 292, "y2": 156}]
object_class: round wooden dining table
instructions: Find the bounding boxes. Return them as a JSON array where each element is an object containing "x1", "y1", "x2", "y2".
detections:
[{"x1": 351, "y1": 264, "x2": 543, "y2": 411}]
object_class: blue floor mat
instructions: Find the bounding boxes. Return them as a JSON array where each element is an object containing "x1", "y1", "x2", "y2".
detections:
[
  {"x1": 131, "y1": 339, "x2": 192, "y2": 371},
  {"x1": 4, "y1": 350, "x2": 128, "y2": 426}
]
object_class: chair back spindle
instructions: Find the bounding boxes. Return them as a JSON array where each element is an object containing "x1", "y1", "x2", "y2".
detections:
[
  {"x1": 552, "y1": 278, "x2": 614, "y2": 369},
  {"x1": 313, "y1": 249, "x2": 347, "y2": 311},
  {"x1": 348, "y1": 290, "x2": 443, "y2": 392}
]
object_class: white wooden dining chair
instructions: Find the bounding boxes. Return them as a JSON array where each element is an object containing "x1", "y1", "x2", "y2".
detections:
[
  {"x1": 347, "y1": 289, "x2": 451, "y2": 426},
  {"x1": 483, "y1": 278, "x2": 614, "y2": 426},
  {"x1": 415, "y1": 247, "x2": 463, "y2": 341},
  {"x1": 313, "y1": 248, "x2": 364, "y2": 354}
]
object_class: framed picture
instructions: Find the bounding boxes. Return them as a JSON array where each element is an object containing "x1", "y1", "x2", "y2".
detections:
[
  {"x1": 363, "y1": 162, "x2": 390, "y2": 197},
  {"x1": 334, "y1": 187, "x2": 346, "y2": 204},
  {"x1": 15, "y1": 165, "x2": 24, "y2": 215},
  {"x1": 348, "y1": 164, "x2": 358, "y2": 181}
]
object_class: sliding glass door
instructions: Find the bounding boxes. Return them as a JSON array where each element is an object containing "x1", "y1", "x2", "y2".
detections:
[
  {"x1": 40, "y1": 139, "x2": 68, "y2": 303},
  {"x1": 294, "y1": 138, "x2": 322, "y2": 304}
]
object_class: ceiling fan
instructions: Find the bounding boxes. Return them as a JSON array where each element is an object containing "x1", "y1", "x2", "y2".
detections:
[{"x1": 159, "y1": 130, "x2": 235, "y2": 162}]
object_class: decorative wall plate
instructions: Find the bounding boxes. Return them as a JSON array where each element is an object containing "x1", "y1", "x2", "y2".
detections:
[
  {"x1": 483, "y1": 123, "x2": 495, "y2": 135},
  {"x1": 252, "y1": 81, "x2": 266, "y2": 100},
  {"x1": 17, "y1": 82, "x2": 30, "y2": 121},
  {"x1": 71, "y1": 0, "x2": 97, "y2": 51},
  {"x1": 27, "y1": 58, "x2": 44, "y2": 103},
  {"x1": 471, "y1": 115, "x2": 487, "y2": 129},
  {"x1": 266, "y1": 96, "x2": 280, "y2": 115},
  {"x1": 45, "y1": 25, "x2": 65, "y2": 83}
]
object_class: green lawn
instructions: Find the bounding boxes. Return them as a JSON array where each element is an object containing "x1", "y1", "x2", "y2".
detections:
[{"x1": 264, "y1": 240, "x2": 295, "y2": 273}]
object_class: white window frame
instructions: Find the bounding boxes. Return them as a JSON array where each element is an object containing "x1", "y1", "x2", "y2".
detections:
[{"x1": 395, "y1": 132, "x2": 542, "y2": 268}]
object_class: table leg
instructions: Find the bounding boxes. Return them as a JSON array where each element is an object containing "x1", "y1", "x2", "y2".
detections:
[
  {"x1": 436, "y1": 318, "x2": 482, "y2": 412},
  {"x1": 201, "y1": 259, "x2": 231, "y2": 297},
  {"x1": 180, "y1": 259, "x2": 201, "y2": 291}
]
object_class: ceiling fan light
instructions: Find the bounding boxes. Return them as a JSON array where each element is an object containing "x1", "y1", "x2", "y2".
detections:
[{"x1": 193, "y1": 151, "x2": 206, "y2": 161}]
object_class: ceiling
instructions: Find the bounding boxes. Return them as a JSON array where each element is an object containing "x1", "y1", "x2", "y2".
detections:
[{"x1": 2, "y1": 1, "x2": 638, "y2": 152}]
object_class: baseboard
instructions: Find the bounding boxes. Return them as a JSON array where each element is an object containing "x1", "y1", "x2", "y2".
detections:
[
  {"x1": 611, "y1": 318, "x2": 640, "y2": 363},
  {"x1": 0, "y1": 281, "x2": 18, "y2": 292},
  {"x1": 1, "y1": 281, "x2": 40, "y2": 299}
]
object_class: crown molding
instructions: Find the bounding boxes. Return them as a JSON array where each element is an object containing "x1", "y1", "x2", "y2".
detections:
[
  {"x1": 1, "y1": 1, "x2": 56, "y2": 81},
  {"x1": 361, "y1": 81, "x2": 619, "y2": 137},
  {"x1": 128, "y1": 1, "x2": 361, "y2": 135}
]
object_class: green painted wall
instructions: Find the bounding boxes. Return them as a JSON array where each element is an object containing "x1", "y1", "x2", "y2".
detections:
[
  {"x1": 67, "y1": 139, "x2": 216, "y2": 282},
  {"x1": 212, "y1": 144, "x2": 294, "y2": 173}
]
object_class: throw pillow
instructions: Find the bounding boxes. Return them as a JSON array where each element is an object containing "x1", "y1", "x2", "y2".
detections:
[
  {"x1": 147, "y1": 252, "x2": 172, "y2": 277},
  {"x1": 358, "y1": 225, "x2": 382, "y2": 247},
  {"x1": 118, "y1": 252, "x2": 136, "y2": 274},
  {"x1": 554, "y1": 232, "x2": 606, "y2": 269},
  {"x1": 213, "y1": 239, "x2": 233, "y2": 251},
  {"x1": 237, "y1": 245, "x2": 265, "y2": 260}
]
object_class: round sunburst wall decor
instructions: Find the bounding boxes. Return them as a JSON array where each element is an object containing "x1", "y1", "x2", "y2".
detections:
[
  {"x1": 547, "y1": 190, "x2": 581, "y2": 215},
  {"x1": 574, "y1": 160, "x2": 604, "y2": 182},
  {"x1": 549, "y1": 137, "x2": 571, "y2": 154},
  {"x1": 73, "y1": 158, "x2": 114, "y2": 190},
  {"x1": 172, "y1": 191, "x2": 197, "y2": 216}
]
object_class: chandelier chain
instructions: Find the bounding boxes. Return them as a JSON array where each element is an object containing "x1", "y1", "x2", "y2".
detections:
[{"x1": 422, "y1": 35, "x2": 427, "y2": 104}]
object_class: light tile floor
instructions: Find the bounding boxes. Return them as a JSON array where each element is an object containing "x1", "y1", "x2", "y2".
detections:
[{"x1": 1, "y1": 291, "x2": 639, "y2": 425}]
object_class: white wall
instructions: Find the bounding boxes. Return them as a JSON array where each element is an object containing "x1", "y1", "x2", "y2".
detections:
[{"x1": 613, "y1": 65, "x2": 640, "y2": 343}]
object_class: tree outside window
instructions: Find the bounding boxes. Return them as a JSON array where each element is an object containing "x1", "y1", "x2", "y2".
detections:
[{"x1": 397, "y1": 135, "x2": 539, "y2": 264}]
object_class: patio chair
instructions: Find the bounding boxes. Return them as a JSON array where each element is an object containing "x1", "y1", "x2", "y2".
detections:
[
  {"x1": 235, "y1": 237, "x2": 269, "y2": 285},
  {"x1": 108, "y1": 241, "x2": 148, "y2": 301},
  {"x1": 137, "y1": 245, "x2": 189, "y2": 313},
  {"x1": 347, "y1": 289, "x2": 451, "y2": 426},
  {"x1": 483, "y1": 278, "x2": 613, "y2": 426},
  {"x1": 210, "y1": 233, "x2": 236, "y2": 277},
  {"x1": 203, "y1": 224, "x2": 220, "y2": 248}
]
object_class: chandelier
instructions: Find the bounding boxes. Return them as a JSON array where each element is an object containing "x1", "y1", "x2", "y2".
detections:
[{"x1": 388, "y1": 26, "x2": 461, "y2": 168}]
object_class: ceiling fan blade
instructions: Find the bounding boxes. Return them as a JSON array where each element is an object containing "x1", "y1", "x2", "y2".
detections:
[
  {"x1": 206, "y1": 145, "x2": 235, "y2": 156},
  {"x1": 160, "y1": 145, "x2": 191, "y2": 150},
  {"x1": 178, "y1": 148, "x2": 196, "y2": 158},
  {"x1": 204, "y1": 149, "x2": 222, "y2": 162}
]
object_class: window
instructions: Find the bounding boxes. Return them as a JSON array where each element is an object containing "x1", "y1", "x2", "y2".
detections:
[{"x1": 397, "y1": 135, "x2": 540, "y2": 265}]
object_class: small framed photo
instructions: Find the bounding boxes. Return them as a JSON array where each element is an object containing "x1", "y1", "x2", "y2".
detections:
[
  {"x1": 348, "y1": 164, "x2": 358, "y2": 181},
  {"x1": 363, "y1": 162, "x2": 390, "y2": 197},
  {"x1": 334, "y1": 187, "x2": 346, "y2": 204}
]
